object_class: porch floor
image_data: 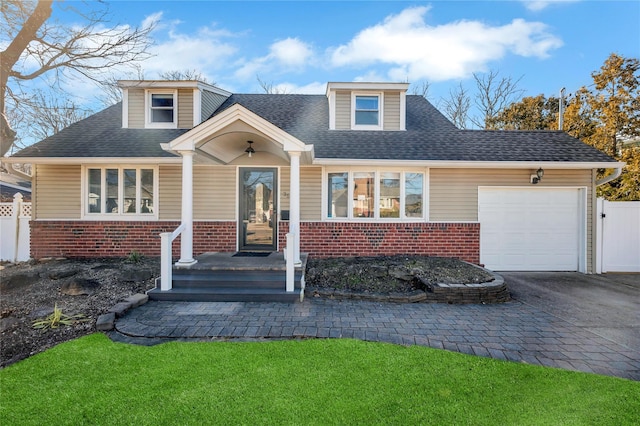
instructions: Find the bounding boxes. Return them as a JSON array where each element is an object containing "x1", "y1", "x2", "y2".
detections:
[
  {"x1": 182, "y1": 251, "x2": 307, "y2": 272},
  {"x1": 147, "y1": 252, "x2": 307, "y2": 303}
]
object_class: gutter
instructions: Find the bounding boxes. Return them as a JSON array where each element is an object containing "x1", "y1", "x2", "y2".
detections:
[{"x1": 596, "y1": 164, "x2": 624, "y2": 186}]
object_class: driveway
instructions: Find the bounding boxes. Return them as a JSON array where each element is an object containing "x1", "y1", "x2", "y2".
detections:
[
  {"x1": 501, "y1": 272, "x2": 640, "y2": 353},
  {"x1": 114, "y1": 272, "x2": 640, "y2": 380}
]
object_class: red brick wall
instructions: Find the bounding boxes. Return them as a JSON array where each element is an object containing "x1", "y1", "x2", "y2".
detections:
[
  {"x1": 30, "y1": 221, "x2": 236, "y2": 259},
  {"x1": 279, "y1": 222, "x2": 480, "y2": 264},
  {"x1": 31, "y1": 220, "x2": 479, "y2": 264}
]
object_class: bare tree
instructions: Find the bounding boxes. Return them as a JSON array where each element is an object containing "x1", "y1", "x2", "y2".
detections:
[
  {"x1": 257, "y1": 75, "x2": 290, "y2": 94},
  {"x1": 159, "y1": 69, "x2": 212, "y2": 84},
  {"x1": 441, "y1": 83, "x2": 471, "y2": 129},
  {"x1": 410, "y1": 81, "x2": 431, "y2": 99},
  {"x1": 471, "y1": 70, "x2": 524, "y2": 129},
  {"x1": 1, "y1": 0, "x2": 155, "y2": 156}
]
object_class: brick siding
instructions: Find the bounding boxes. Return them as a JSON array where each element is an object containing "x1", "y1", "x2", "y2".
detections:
[
  {"x1": 279, "y1": 222, "x2": 480, "y2": 264},
  {"x1": 30, "y1": 221, "x2": 236, "y2": 259},
  {"x1": 31, "y1": 220, "x2": 480, "y2": 264}
]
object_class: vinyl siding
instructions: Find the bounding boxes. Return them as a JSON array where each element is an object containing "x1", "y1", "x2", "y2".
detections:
[
  {"x1": 34, "y1": 164, "x2": 81, "y2": 219},
  {"x1": 301, "y1": 167, "x2": 322, "y2": 221},
  {"x1": 280, "y1": 168, "x2": 290, "y2": 212},
  {"x1": 158, "y1": 165, "x2": 181, "y2": 220},
  {"x1": 127, "y1": 89, "x2": 145, "y2": 128},
  {"x1": 335, "y1": 91, "x2": 351, "y2": 130},
  {"x1": 177, "y1": 89, "x2": 193, "y2": 129},
  {"x1": 195, "y1": 166, "x2": 236, "y2": 220},
  {"x1": 201, "y1": 90, "x2": 230, "y2": 122},
  {"x1": 383, "y1": 92, "x2": 400, "y2": 130},
  {"x1": 429, "y1": 168, "x2": 594, "y2": 271}
]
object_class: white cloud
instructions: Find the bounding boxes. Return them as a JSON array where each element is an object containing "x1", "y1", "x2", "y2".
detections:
[
  {"x1": 235, "y1": 37, "x2": 314, "y2": 80},
  {"x1": 278, "y1": 81, "x2": 326, "y2": 94},
  {"x1": 521, "y1": 0, "x2": 581, "y2": 12},
  {"x1": 329, "y1": 6, "x2": 563, "y2": 82}
]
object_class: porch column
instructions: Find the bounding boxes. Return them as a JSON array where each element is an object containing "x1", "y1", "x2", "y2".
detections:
[
  {"x1": 289, "y1": 151, "x2": 301, "y2": 265},
  {"x1": 176, "y1": 149, "x2": 197, "y2": 266}
]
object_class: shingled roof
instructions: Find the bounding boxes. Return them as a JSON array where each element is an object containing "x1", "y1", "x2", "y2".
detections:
[
  {"x1": 11, "y1": 92, "x2": 616, "y2": 164},
  {"x1": 11, "y1": 103, "x2": 183, "y2": 159}
]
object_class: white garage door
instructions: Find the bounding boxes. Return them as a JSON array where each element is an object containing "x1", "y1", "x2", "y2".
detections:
[{"x1": 478, "y1": 188, "x2": 582, "y2": 271}]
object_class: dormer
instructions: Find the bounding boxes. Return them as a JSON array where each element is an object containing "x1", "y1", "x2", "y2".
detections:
[
  {"x1": 326, "y1": 82, "x2": 409, "y2": 131},
  {"x1": 117, "y1": 80, "x2": 231, "y2": 129}
]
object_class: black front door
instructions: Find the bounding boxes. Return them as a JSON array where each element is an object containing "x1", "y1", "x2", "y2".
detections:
[{"x1": 239, "y1": 168, "x2": 277, "y2": 251}]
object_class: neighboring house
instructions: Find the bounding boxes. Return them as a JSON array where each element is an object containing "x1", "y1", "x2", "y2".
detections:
[
  {"x1": 0, "y1": 171, "x2": 31, "y2": 202},
  {"x1": 6, "y1": 80, "x2": 623, "y2": 273}
]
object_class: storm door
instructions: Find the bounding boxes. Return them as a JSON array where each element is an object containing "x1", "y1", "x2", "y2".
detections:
[{"x1": 239, "y1": 168, "x2": 277, "y2": 251}]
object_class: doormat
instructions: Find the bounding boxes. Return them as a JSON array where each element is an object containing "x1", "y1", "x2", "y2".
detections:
[{"x1": 232, "y1": 252, "x2": 271, "y2": 257}]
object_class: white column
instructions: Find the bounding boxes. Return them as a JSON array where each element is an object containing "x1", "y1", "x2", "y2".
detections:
[
  {"x1": 289, "y1": 151, "x2": 301, "y2": 265},
  {"x1": 176, "y1": 149, "x2": 197, "y2": 266}
]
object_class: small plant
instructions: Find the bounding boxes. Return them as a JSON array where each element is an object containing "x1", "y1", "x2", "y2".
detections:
[
  {"x1": 32, "y1": 304, "x2": 88, "y2": 330},
  {"x1": 126, "y1": 250, "x2": 144, "y2": 264}
]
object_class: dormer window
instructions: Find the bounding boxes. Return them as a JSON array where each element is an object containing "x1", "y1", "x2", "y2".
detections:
[
  {"x1": 352, "y1": 93, "x2": 383, "y2": 130},
  {"x1": 145, "y1": 90, "x2": 177, "y2": 128}
]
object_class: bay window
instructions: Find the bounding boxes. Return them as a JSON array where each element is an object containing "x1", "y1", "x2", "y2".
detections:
[
  {"x1": 85, "y1": 166, "x2": 156, "y2": 218},
  {"x1": 326, "y1": 169, "x2": 425, "y2": 220}
]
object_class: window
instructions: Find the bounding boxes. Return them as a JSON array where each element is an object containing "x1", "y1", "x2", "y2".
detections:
[
  {"x1": 352, "y1": 93, "x2": 383, "y2": 130},
  {"x1": 326, "y1": 170, "x2": 425, "y2": 220},
  {"x1": 146, "y1": 91, "x2": 177, "y2": 128},
  {"x1": 85, "y1": 167, "x2": 156, "y2": 218}
]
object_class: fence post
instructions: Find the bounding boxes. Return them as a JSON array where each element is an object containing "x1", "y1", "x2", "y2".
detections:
[{"x1": 12, "y1": 193, "x2": 23, "y2": 263}]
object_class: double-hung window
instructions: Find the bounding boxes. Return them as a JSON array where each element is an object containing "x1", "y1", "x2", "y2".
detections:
[
  {"x1": 326, "y1": 169, "x2": 425, "y2": 220},
  {"x1": 146, "y1": 90, "x2": 177, "y2": 128},
  {"x1": 85, "y1": 166, "x2": 157, "y2": 218},
  {"x1": 352, "y1": 93, "x2": 383, "y2": 130}
]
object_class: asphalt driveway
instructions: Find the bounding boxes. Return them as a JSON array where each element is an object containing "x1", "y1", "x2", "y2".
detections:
[{"x1": 501, "y1": 272, "x2": 640, "y2": 353}]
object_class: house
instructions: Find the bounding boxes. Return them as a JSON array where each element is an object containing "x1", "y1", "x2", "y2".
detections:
[{"x1": 6, "y1": 80, "x2": 623, "y2": 280}]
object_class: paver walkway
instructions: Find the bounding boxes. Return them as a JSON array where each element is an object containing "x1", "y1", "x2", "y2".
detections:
[{"x1": 114, "y1": 298, "x2": 639, "y2": 381}]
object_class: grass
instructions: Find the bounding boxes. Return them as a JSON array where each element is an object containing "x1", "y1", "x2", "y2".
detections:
[{"x1": 1, "y1": 334, "x2": 638, "y2": 425}]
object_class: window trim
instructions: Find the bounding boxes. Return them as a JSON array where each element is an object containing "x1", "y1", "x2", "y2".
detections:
[
  {"x1": 145, "y1": 89, "x2": 178, "y2": 129},
  {"x1": 81, "y1": 165, "x2": 159, "y2": 220},
  {"x1": 323, "y1": 167, "x2": 427, "y2": 221},
  {"x1": 351, "y1": 92, "x2": 384, "y2": 130}
]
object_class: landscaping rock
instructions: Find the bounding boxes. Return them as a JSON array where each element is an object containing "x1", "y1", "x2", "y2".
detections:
[
  {"x1": 125, "y1": 293, "x2": 148, "y2": 307},
  {"x1": 96, "y1": 312, "x2": 116, "y2": 331},
  {"x1": 47, "y1": 266, "x2": 80, "y2": 280},
  {"x1": 120, "y1": 268, "x2": 154, "y2": 282},
  {"x1": 60, "y1": 278, "x2": 100, "y2": 296},
  {"x1": 108, "y1": 302, "x2": 133, "y2": 317},
  {"x1": 0, "y1": 272, "x2": 40, "y2": 291}
]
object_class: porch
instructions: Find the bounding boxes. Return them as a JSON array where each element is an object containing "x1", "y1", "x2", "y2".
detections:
[{"x1": 147, "y1": 252, "x2": 307, "y2": 303}]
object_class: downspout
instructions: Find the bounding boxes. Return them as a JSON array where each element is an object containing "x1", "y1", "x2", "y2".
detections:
[{"x1": 595, "y1": 165, "x2": 624, "y2": 186}]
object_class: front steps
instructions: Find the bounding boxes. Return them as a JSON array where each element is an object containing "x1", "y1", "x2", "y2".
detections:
[{"x1": 147, "y1": 252, "x2": 305, "y2": 303}]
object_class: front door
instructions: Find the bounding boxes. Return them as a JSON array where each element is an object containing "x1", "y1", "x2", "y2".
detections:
[{"x1": 239, "y1": 168, "x2": 277, "y2": 251}]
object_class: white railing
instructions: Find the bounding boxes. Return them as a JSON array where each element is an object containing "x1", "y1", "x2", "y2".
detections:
[
  {"x1": 285, "y1": 232, "x2": 295, "y2": 292},
  {"x1": 0, "y1": 193, "x2": 31, "y2": 262},
  {"x1": 159, "y1": 223, "x2": 186, "y2": 291}
]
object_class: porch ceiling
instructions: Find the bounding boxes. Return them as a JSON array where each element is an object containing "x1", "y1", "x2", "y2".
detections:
[{"x1": 195, "y1": 131, "x2": 289, "y2": 165}]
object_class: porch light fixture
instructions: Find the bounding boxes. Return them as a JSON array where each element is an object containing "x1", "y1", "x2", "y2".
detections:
[
  {"x1": 531, "y1": 168, "x2": 544, "y2": 184},
  {"x1": 245, "y1": 140, "x2": 255, "y2": 158}
]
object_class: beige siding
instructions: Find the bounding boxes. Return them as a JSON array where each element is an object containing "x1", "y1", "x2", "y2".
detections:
[
  {"x1": 178, "y1": 89, "x2": 193, "y2": 129},
  {"x1": 335, "y1": 91, "x2": 351, "y2": 130},
  {"x1": 301, "y1": 167, "x2": 322, "y2": 221},
  {"x1": 34, "y1": 164, "x2": 81, "y2": 219},
  {"x1": 158, "y1": 165, "x2": 181, "y2": 220},
  {"x1": 194, "y1": 166, "x2": 236, "y2": 220},
  {"x1": 430, "y1": 168, "x2": 594, "y2": 271},
  {"x1": 201, "y1": 90, "x2": 229, "y2": 122},
  {"x1": 128, "y1": 89, "x2": 145, "y2": 128},
  {"x1": 383, "y1": 92, "x2": 400, "y2": 130}
]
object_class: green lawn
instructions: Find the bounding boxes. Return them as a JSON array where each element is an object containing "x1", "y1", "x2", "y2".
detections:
[{"x1": 1, "y1": 334, "x2": 637, "y2": 425}]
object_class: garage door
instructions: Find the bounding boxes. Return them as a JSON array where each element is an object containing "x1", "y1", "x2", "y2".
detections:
[{"x1": 478, "y1": 188, "x2": 582, "y2": 271}]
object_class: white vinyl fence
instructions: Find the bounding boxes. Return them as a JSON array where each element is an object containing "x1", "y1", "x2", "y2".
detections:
[
  {"x1": 0, "y1": 193, "x2": 31, "y2": 262},
  {"x1": 596, "y1": 199, "x2": 640, "y2": 273}
]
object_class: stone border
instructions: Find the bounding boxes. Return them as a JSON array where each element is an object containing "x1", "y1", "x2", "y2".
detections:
[
  {"x1": 96, "y1": 293, "x2": 149, "y2": 331},
  {"x1": 305, "y1": 268, "x2": 508, "y2": 304}
]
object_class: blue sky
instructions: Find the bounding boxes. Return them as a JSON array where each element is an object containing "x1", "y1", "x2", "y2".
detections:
[{"x1": 53, "y1": 0, "x2": 640, "y2": 110}]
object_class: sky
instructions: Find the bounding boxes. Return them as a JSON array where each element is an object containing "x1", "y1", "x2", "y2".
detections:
[{"x1": 33, "y1": 0, "x2": 640, "y2": 118}]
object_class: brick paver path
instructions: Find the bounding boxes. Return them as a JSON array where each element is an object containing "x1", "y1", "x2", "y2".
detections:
[{"x1": 115, "y1": 299, "x2": 639, "y2": 381}]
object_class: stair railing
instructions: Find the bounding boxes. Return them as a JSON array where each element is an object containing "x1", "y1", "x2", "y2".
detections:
[
  {"x1": 285, "y1": 232, "x2": 295, "y2": 292},
  {"x1": 159, "y1": 223, "x2": 186, "y2": 291}
]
